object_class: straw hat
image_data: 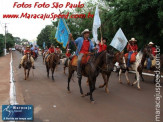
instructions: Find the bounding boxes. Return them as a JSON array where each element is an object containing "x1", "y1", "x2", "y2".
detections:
[
  {"x1": 148, "y1": 42, "x2": 154, "y2": 45},
  {"x1": 81, "y1": 29, "x2": 90, "y2": 35},
  {"x1": 131, "y1": 38, "x2": 137, "y2": 41}
]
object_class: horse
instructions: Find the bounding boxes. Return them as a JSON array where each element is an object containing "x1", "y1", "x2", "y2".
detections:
[
  {"x1": 45, "y1": 53, "x2": 60, "y2": 80},
  {"x1": 22, "y1": 52, "x2": 32, "y2": 80},
  {"x1": 97, "y1": 51, "x2": 127, "y2": 93},
  {"x1": 67, "y1": 50, "x2": 114, "y2": 103},
  {"x1": 118, "y1": 45, "x2": 154, "y2": 89}
]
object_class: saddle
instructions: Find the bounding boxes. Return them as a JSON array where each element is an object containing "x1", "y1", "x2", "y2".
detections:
[
  {"x1": 71, "y1": 54, "x2": 91, "y2": 66},
  {"x1": 125, "y1": 52, "x2": 138, "y2": 63}
]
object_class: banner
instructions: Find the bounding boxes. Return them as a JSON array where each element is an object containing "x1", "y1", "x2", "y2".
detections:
[
  {"x1": 92, "y1": 5, "x2": 101, "y2": 44},
  {"x1": 55, "y1": 18, "x2": 70, "y2": 48},
  {"x1": 110, "y1": 28, "x2": 128, "y2": 52}
]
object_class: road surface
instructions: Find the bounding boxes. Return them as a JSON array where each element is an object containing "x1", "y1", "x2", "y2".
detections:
[{"x1": 12, "y1": 51, "x2": 162, "y2": 122}]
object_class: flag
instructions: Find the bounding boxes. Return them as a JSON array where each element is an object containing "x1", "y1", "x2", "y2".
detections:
[
  {"x1": 43, "y1": 42, "x2": 45, "y2": 49},
  {"x1": 55, "y1": 18, "x2": 70, "y2": 48},
  {"x1": 110, "y1": 28, "x2": 128, "y2": 52},
  {"x1": 92, "y1": 5, "x2": 101, "y2": 44}
]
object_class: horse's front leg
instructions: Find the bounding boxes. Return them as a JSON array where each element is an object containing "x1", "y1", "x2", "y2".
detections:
[
  {"x1": 46, "y1": 63, "x2": 49, "y2": 78},
  {"x1": 105, "y1": 72, "x2": 111, "y2": 94},
  {"x1": 119, "y1": 69, "x2": 122, "y2": 84},
  {"x1": 78, "y1": 77, "x2": 84, "y2": 97},
  {"x1": 99, "y1": 73, "x2": 106, "y2": 88},
  {"x1": 51, "y1": 68, "x2": 55, "y2": 81},
  {"x1": 125, "y1": 70, "x2": 130, "y2": 85},
  {"x1": 24, "y1": 69, "x2": 27, "y2": 80},
  {"x1": 67, "y1": 67, "x2": 74, "y2": 93},
  {"x1": 89, "y1": 78, "x2": 95, "y2": 103},
  {"x1": 27, "y1": 69, "x2": 30, "y2": 79}
]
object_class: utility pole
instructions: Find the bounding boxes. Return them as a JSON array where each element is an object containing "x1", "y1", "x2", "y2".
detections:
[{"x1": 4, "y1": 23, "x2": 7, "y2": 55}]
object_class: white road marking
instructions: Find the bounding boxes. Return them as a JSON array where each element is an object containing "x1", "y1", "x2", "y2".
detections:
[
  {"x1": 129, "y1": 71, "x2": 163, "y2": 78},
  {"x1": 10, "y1": 52, "x2": 18, "y2": 105}
]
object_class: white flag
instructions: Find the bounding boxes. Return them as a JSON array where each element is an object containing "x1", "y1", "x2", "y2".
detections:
[
  {"x1": 92, "y1": 5, "x2": 101, "y2": 44},
  {"x1": 110, "y1": 28, "x2": 128, "y2": 52}
]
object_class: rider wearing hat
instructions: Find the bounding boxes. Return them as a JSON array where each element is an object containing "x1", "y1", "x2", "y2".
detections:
[
  {"x1": 74, "y1": 29, "x2": 97, "y2": 78},
  {"x1": 147, "y1": 42, "x2": 156, "y2": 70},
  {"x1": 127, "y1": 38, "x2": 138, "y2": 67},
  {"x1": 19, "y1": 45, "x2": 35, "y2": 69}
]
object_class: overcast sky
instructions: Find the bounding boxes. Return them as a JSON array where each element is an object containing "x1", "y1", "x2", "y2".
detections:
[{"x1": 0, "y1": 0, "x2": 88, "y2": 41}]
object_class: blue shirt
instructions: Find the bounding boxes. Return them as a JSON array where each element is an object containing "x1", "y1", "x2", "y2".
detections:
[{"x1": 75, "y1": 37, "x2": 94, "y2": 56}]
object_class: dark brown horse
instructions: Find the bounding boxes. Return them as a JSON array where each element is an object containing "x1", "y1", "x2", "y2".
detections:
[
  {"x1": 67, "y1": 50, "x2": 114, "y2": 103},
  {"x1": 96, "y1": 51, "x2": 127, "y2": 93},
  {"x1": 46, "y1": 53, "x2": 60, "y2": 80},
  {"x1": 22, "y1": 52, "x2": 32, "y2": 80}
]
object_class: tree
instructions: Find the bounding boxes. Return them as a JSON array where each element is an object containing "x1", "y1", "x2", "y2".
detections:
[
  {"x1": 6, "y1": 33, "x2": 15, "y2": 49},
  {"x1": 0, "y1": 34, "x2": 4, "y2": 56}
]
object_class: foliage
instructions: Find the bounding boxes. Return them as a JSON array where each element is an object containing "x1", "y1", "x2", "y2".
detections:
[
  {"x1": 0, "y1": 34, "x2": 4, "y2": 56},
  {"x1": 36, "y1": 0, "x2": 163, "y2": 53}
]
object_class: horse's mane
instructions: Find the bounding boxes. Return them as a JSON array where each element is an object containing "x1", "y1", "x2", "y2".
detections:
[{"x1": 95, "y1": 51, "x2": 105, "y2": 60}]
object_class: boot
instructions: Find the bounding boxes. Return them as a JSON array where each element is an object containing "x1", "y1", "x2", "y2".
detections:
[{"x1": 18, "y1": 64, "x2": 21, "y2": 69}]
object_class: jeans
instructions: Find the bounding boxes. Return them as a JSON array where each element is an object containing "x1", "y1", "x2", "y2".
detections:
[
  {"x1": 77, "y1": 53, "x2": 84, "y2": 78},
  {"x1": 147, "y1": 58, "x2": 151, "y2": 70},
  {"x1": 127, "y1": 51, "x2": 133, "y2": 67}
]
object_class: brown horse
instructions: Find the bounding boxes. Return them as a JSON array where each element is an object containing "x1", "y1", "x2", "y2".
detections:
[
  {"x1": 96, "y1": 51, "x2": 127, "y2": 93},
  {"x1": 22, "y1": 52, "x2": 32, "y2": 80},
  {"x1": 67, "y1": 50, "x2": 114, "y2": 103},
  {"x1": 45, "y1": 53, "x2": 60, "y2": 80}
]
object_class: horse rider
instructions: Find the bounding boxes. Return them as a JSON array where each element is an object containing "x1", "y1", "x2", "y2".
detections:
[
  {"x1": 34, "y1": 45, "x2": 39, "y2": 57},
  {"x1": 74, "y1": 29, "x2": 97, "y2": 78},
  {"x1": 98, "y1": 37, "x2": 107, "y2": 53},
  {"x1": 146, "y1": 42, "x2": 156, "y2": 70},
  {"x1": 19, "y1": 45, "x2": 35, "y2": 69},
  {"x1": 55, "y1": 46, "x2": 61, "y2": 54},
  {"x1": 64, "y1": 49, "x2": 71, "y2": 66},
  {"x1": 127, "y1": 38, "x2": 138, "y2": 67},
  {"x1": 45, "y1": 44, "x2": 55, "y2": 62}
]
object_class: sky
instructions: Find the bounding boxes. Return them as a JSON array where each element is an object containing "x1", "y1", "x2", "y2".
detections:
[{"x1": 0, "y1": 0, "x2": 88, "y2": 41}]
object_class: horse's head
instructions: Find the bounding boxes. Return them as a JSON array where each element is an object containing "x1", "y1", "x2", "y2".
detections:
[
  {"x1": 143, "y1": 45, "x2": 154, "y2": 60},
  {"x1": 52, "y1": 53, "x2": 60, "y2": 65},
  {"x1": 105, "y1": 49, "x2": 115, "y2": 71},
  {"x1": 26, "y1": 52, "x2": 31, "y2": 62},
  {"x1": 114, "y1": 51, "x2": 127, "y2": 70}
]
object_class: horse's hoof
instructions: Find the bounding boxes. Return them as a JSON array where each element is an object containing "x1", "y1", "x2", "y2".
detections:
[
  {"x1": 105, "y1": 89, "x2": 109, "y2": 94},
  {"x1": 81, "y1": 94, "x2": 85, "y2": 97},
  {"x1": 119, "y1": 82, "x2": 123, "y2": 84},
  {"x1": 127, "y1": 82, "x2": 130, "y2": 85},
  {"x1": 131, "y1": 83, "x2": 134, "y2": 86},
  {"x1": 91, "y1": 101, "x2": 95, "y2": 104},
  {"x1": 99, "y1": 85, "x2": 104, "y2": 88},
  {"x1": 137, "y1": 87, "x2": 141, "y2": 90},
  {"x1": 67, "y1": 91, "x2": 71, "y2": 94}
]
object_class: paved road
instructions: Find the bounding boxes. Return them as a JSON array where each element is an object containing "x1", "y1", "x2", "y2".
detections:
[{"x1": 12, "y1": 51, "x2": 162, "y2": 122}]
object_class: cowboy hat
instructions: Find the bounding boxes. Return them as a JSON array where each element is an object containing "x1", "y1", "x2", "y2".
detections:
[
  {"x1": 131, "y1": 38, "x2": 137, "y2": 41},
  {"x1": 81, "y1": 29, "x2": 90, "y2": 35},
  {"x1": 148, "y1": 42, "x2": 154, "y2": 45}
]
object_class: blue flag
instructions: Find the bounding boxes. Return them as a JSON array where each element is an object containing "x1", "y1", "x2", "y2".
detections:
[
  {"x1": 43, "y1": 42, "x2": 45, "y2": 49},
  {"x1": 110, "y1": 28, "x2": 128, "y2": 52},
  {"x1": 55, "y1": 18, "x2": 70, "y2": 48}
]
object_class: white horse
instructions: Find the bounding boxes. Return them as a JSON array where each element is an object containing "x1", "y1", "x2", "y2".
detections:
[{"x1": 118, "y1": 45, "x2": 154, "y2": 89}]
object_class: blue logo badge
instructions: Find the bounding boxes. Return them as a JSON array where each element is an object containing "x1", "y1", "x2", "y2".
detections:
[{"x1": 2, "y1": 105, "x2": 33, "y2": 121}]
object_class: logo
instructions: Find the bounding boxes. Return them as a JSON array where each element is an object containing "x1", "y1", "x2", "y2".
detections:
[{"x1": 2, "y1": 105, "x2": 33, "y2": 121}]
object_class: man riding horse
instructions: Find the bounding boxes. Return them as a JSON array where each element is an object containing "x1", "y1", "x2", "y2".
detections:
[
  {"x1": 74, "y1": 29, "x2": 97, "y2": 78},
  {"x1": 19, "y1": 45, "x2": 35, "y2": 69},
  {"x1": 127, "y1": 38, "x2": 138, "y2": 67}
]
